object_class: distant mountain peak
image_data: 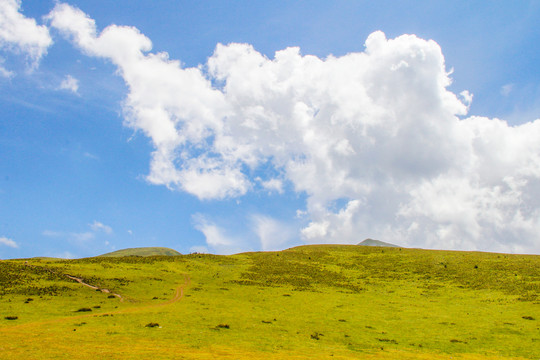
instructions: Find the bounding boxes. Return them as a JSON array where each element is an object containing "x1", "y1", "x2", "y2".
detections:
[
  {"x1": 357, "y1": 238, "x2": 399, "y2": 247},
  {"x1": 98, "y1": 247, "x2": 181, "y2": 257}
]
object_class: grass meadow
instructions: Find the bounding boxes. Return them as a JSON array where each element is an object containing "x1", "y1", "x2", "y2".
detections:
[{"x1": 0, "y1": 245, "x2": 538, "y2": 359}]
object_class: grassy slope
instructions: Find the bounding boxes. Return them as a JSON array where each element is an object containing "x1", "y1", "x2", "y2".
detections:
[
  {"x1": 0, "y1": 245, "x2": 538, "y2": 359},
  {"x1": 98, "y1": 247, "x2": 182, "y2": 257}
]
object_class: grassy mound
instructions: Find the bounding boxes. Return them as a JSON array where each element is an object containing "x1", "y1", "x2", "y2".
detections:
[{"x1": 97, "y1": 247, "x2": 181, "y2": 257}]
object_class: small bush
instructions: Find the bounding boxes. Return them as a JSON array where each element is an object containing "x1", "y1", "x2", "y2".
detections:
[
  {"x1": 522, "y1": 316, "x2": 535, "y2": 320},
  {"x1": 216, "y1": 324, "x2": 229, "y2": 329},
  {"x1": 5, "y1": 316, "x2": 18, "y2": 320},
  {"x1": 378, "y1": 338, "x2": 398, "y2": 344},
  {"x1": 75, "y1": 307, "x2": 92, "y2": 312}
]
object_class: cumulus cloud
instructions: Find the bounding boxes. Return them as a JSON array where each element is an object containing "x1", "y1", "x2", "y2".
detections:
[
  {"x1": 59, "y1": 74, "x2": 79, "y2": 93},
  {"x1": 48, "y1": 3, "x2": 540, "y2": 253},
  {"x1": 0, "y1": 0, "x2": 52, "y2": 70},
  {"x1": 0, "y1": 236, "x2": 18, "y2": 248}
]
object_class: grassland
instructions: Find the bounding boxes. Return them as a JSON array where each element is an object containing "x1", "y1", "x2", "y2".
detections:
[{"x1": 0, "y1": 245, "x2": 538, "y2": 359}]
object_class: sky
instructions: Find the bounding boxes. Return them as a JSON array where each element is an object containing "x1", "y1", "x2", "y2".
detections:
[{"x1": 1, "y1": 0, "x2": 540, "y2": 259}]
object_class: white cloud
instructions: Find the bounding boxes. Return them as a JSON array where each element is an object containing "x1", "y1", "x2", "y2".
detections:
[
  {"x1": 258, "y1": 177, "x2": 284, "y2": 194},
  {"x1": 459, "y1": 90, "x2": 473, "y2": 109},
  {"x1": 49, "y1": 4, "x2": 540, "y2": 253},
  {"x1": 251, "y1": 214, "x2": 296, "y2": 251},
  {"x1": 48, "y1": 3, "x2": 243, "y2": 199},
  {"x1": 501, "y1": 83, "x2": 514, "y2": 96},
  {"x1": 0, "y1": 236, "x2": 18, "y2": 248},
  {"x1": 59, "y1": 74, "x2": 79, "y2": 93},
  {"x1": 83, "y1": 151, "x2": 99, "y2": 160},
  {"x1": 0, "y1": 0, "x2": 52, "y2": 70},
  {"x1": 0, "y1": 57, "x2": 13, "y2": 77},
  {"x1": 90, "y1": 220, "x2": 113, "y2": 234}
]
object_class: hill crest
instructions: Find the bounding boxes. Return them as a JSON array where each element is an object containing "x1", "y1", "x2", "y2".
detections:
[{"x1": 98, "y1": 247, "x2": 181, "y2": 257}]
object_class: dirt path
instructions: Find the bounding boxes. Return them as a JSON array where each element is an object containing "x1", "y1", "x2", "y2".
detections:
[
  {"x1": 0, "y1": 273, "x2": 191, "y2": 330},
  {"x1": 65, "y1": 274, "x2": 124, "y2": 301}
]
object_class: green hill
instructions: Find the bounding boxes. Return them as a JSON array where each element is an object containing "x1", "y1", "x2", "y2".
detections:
[
  {"x1": 98, "y1": 246, "x2": 181, "y2": 257},
  {"x1": 1, "y1": 245, "x2": 538, "y2": 359},
  {"x1": 358, "y1": 238, "x2": 399, "y2": 247}
]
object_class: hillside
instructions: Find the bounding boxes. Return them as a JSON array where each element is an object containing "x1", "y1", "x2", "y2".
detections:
[
  {"x1": 358, "y1": 238, "x2": 399, "y2": 247},
  {"x1": 97, "y1": 246, "x2": 181, "y2": 257},
  {"x1": 0, "y1": 245, "x2": 538, "y2": 359}
]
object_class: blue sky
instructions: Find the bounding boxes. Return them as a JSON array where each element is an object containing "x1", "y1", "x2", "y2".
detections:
[{"x1": 1, "y1": 0, "x2": 540, "y2": 258}]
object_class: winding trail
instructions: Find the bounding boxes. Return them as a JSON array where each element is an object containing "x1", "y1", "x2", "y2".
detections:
[
  {"x1": 65, "y1": 274, "x2": 124, "y2": 301},
  {"x1": 0, "y1": 273, "x2": 191, "y2": 330}
]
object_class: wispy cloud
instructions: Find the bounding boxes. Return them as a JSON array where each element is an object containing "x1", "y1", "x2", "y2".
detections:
[
  {"x1": 257, "y1": 178, "x2": 284, "y2": 194},
  {"x1": 0, "y1": 57, "x2": 13, "y2": 77},
  {"x1": 192, "y1": 214, "x2": 247, "y2": 255},
  {"x1": 83, "y1": 152, "x2": 99, "y2": 160},
  {"x1": 0, "y1": 0, "x2": 52, "y2": 71},
  {"x1": 90, "y1": 220, "x2": 113, "y2": 234},
  {"x1": 43, "y1": 220, "x2": 113, "y2": 243},
  {"x1": 500, "y1": 83, "x2": 514, "y2": 96},
  {"x1": 58, "y1": 74, "x2": 79, "y2": 94},
  {"x1": 251, "y1": 214, "x2": 296, "y2": 251},
  {"x1": 0, "y1": 236, "x2": 18, "y2": 248}
]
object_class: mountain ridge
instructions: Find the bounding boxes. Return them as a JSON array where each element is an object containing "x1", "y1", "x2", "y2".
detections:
[
  {"x1": 358, "y1": 238, "x2": 399, "y2": 247},
  {"x1": 98, "y1": 246, "x2": 181, "y2": 257}
]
